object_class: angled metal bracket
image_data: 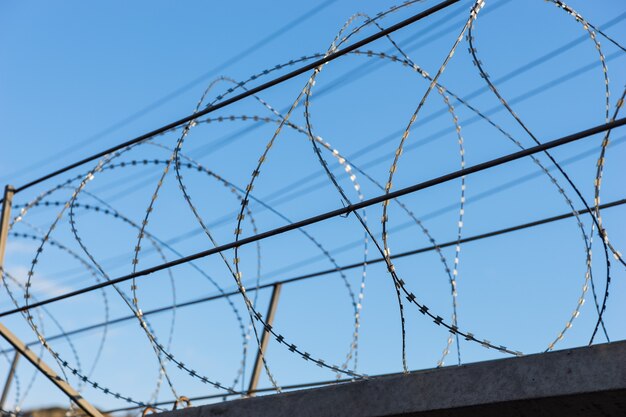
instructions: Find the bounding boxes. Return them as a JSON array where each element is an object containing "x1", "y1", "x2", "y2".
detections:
[{"x1": 248, "y1": 283, "x2": 282, "y2": 396}]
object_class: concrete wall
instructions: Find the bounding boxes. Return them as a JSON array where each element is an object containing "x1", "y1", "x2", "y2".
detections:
[{"x1": 157, "y1": 341, "x2": 626, "y2": 417}]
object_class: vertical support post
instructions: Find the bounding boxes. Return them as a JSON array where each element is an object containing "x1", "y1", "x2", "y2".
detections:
[
  {"x1": 0, "y1": 186, "x2": 14, "y2": 270},
  {"x1": 0, "y1": 185, "x2": 103, "y2": 417},
  {"x1": 247, "y1": 283, "x2": 282, "y2": 396},
  {"x1": 0, "y1": 186, "x2": 17, "y2": 411},
  {"x1": 0, "y1": 351, "x2": 19, "y2": 410}
]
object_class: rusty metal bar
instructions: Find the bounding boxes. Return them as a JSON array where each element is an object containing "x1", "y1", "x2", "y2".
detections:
[{"x1": 248, "y1": 283, "x2": 282, "y2": 395}]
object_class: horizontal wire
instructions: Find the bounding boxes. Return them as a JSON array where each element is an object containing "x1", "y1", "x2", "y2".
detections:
[
  {"x1": 0, "y1": 117, "x2": 623, "y2": 318},
  {"x1": 2, "y1": 196, "x2": 623, "y2": 355},
  {"x1": 12, "y1": 0, "x2": 460, "y2": 194}
]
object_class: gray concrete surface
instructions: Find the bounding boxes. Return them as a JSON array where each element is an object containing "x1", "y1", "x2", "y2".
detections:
[{"x1": 157, "y1": 341, "x2": 626, "y2": 417}]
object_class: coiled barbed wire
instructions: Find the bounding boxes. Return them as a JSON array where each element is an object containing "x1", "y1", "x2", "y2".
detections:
[{"x1": 1, "y1": 0, "x2": 624, "y2": 411}]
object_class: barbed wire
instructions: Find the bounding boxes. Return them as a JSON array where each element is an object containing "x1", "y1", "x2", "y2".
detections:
[{"x1": 1, "y1": 0, "x2": 625, "y2": 412}]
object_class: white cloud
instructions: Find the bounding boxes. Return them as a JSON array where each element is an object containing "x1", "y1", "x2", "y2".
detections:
[
  {"x1": 4, "y1": 240, "x2": 38, "y2": 256},
  {"x1": 5, "y1": 265, "x2": 73, "y2": 298}
]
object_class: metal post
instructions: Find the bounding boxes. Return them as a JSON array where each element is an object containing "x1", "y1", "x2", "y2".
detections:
[
  {"x1": 0, "y1": 185, "x2": 103, "y2": 417},
  {"x1": 0, "y1": 186, "x2": 14, "y2": 270},
  {"x1": 247, "y1": 283, "x2": 282, "y2": 396},
  {"x1": 0, "y1": 351, "x2": 19, "y2": 410}
]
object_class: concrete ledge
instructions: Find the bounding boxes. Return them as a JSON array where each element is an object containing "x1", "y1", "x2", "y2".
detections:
[{"x1": 157, "y1": 341, "x2": 626, "y2": 417}]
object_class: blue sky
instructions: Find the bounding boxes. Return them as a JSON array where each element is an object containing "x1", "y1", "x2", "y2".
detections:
[{"x1": 0, "y1": 0, "x2": 625, "y2": 412}]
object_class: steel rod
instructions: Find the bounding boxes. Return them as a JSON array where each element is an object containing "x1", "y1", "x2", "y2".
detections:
[
  {"x1": 248, "y1": 283, "x2": 282, "y2": 395},
  {"x1": 1, "y1": 197, "x2": 623, "y2": 356}
]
